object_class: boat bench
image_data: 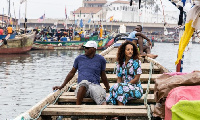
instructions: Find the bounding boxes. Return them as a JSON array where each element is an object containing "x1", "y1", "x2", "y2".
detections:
[
  {"x1": 102, "y1": 74, "x2": 161, "y2": 83},
  {"x1": 41, "y1": 105, "x2": 152, "y2": 119},
  {"x1": 104, "y1": 55, "x2": 146, "y2": 63},
  {"x1": 57, "y1": 92, "x2": 155, "y2": 104},
  {"x1": 70, "y1": 83, "x2": 155, "y2": 93},
  {"x1": 106, "y1": 63, "x2": 160, "y2": 74},
  {"x1": 73, "y1": 74, "x2": 161, "y2": 84}
]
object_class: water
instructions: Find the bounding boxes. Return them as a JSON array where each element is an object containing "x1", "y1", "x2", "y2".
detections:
[{"x1": 0, "y1": 43, "x2": 200, "y2": 120}]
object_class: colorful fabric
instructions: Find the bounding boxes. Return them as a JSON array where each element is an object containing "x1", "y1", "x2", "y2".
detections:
[
  {"x1": 106, "y1": 59, "x2": 143, "y2": 105},
  {"x1": 116, "y1": 59, "x2": 142, "y2": 83},
  {"x1": 107, "y1": 82, "x2": 143, "y2": 105},
  {"x1": 165, "y1": 86, "x2": 200, "y2": 120},
  {"x1": 171, "y1": 100, "x2": 200, "y2": 120}
]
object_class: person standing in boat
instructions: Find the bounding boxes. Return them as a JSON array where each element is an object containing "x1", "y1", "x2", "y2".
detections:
[
  {"x1": 99, "y1": 25, "x2": 103, "y2": 39},
  {"x1": 107, "y1": 41, "x2": 143, "y2": 106},
  {"x1": 53, "y1": 41, "x2": 110, "y2": 105},
  {"x1": 0, "y1": 27, "x2": 3, "y2": 35},
  {"x1": 7, "y1": 25, "x2": 13, "y2": 34},
  {"x1": 128, "y1": 25, "x2": 158, "y2": 59}
]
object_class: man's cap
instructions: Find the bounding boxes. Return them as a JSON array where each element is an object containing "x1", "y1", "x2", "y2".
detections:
[{"x1": 83, "y1": 41, "x2": 97, "y2": 49}]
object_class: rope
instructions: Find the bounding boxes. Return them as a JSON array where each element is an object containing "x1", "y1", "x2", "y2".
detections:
[
  {"x1": 22, "y1": 83, "x2": 77, "y2": 120},
  {"x1": 144, "y1": 62, "x2": 153, "y2": 120},
  {"x1": 113, "y1": 62, "x2": 117, "y2": 74}
]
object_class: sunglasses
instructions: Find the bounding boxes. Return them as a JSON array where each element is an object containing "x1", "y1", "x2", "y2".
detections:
[{"x1": 84, "y1": 47, "x2": 91, "y2": 49}]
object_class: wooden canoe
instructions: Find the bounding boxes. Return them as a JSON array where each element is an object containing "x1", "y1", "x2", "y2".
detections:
[
  {"x1": 0, "y1": 32, "x2": 35, "y2": 54},
  {"x1": 15, "y1": 40, "x2": 170, "y2": 120}
]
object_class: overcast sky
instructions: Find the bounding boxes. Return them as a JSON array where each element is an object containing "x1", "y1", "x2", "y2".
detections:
[{"x1": 0, "y1": 0, "x2": 178, "y2": 19}]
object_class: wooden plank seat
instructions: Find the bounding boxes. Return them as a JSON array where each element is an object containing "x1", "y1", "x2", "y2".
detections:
[
  {"x1": 106, "y1": 63, "x2": 160, "y2": 72},
  {"x1": 74, "y1": 74, "x2": 161, "y2": 83},
  {"x1": 70, "y1": 83, "x2": 155, "y2": 92},
  {"x1": 58, "y1": 92, "x2": 155, "y2": 103},
  {"x1": 41, "y1": 105, "x2": 150, "y2": 117},
  {"x1": 104, "y1": 74, "x2": 161, "y2": 83}
]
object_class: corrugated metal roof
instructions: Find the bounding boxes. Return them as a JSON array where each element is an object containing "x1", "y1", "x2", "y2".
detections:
[
  {"x1": 83, "y1": 1, "x2": 107, "y2": 4},
  {"x1": 112, "y1": 1, "x2": 129, "y2": 4},
  {"x1": 74, "y1": 7, "x2": 102, "y2": 14}
]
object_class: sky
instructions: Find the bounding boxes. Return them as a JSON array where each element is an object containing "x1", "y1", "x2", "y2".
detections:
[{"x1": 0, "y1": 0, "x2": 179, "y2": 19}]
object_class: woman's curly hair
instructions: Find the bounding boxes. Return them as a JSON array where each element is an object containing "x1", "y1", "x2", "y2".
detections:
[{"x1": 117, "y1": 41, "x2": 139, "y2": 67}]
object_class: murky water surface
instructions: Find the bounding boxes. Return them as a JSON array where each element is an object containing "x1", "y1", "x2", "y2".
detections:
[{"x1": 0, "y1": 43, "x2": 199, "y2": 119}]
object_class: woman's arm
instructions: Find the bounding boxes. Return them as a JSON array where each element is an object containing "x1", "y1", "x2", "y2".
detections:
[
  {"x1": 117, "y1": 77, "x2": 122, "y2": 83},
  {"x1": 128, "y1": 74, "x2": 140, "y2": 84}
]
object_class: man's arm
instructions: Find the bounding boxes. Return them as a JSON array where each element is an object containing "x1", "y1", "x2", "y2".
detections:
[
  {"x1": 101, "y1": 71, "x2": 110, "y2": 92},
  {"x1": 53, "y1": 67, "x2": 77, "y2": 90},
  {"x1": 135, "y1": 32, "x2": 152, "y2": 47}
]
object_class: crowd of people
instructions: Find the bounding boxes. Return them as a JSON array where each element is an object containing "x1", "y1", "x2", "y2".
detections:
[{"x1": 33, "y1": 25, "x2": 107, "y2": 42}]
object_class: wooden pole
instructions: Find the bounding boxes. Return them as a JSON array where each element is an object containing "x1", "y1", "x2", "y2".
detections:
[
  {"x1": 2, "y1": 8, "x2": 4, "y2": 27},
  {"x1": 24, "y1": 0, "x2": 27, "y2": 33}
]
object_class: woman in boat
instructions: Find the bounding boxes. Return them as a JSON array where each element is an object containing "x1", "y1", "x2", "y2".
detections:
[{"x1": 107, "y1": 41, "x2": 143, "y2": 105}]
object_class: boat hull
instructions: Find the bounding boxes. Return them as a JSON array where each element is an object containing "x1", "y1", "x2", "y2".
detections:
[
  {"x1": 32, "y1": 37, "x2": 113, "y2": 50},
  {"x1": 0, "y1": 33, "x2": 35, "y2": 54}
]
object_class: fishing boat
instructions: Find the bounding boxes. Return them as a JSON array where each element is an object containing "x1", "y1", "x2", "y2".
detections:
[
  {"x1": 34, "y1": 35, "x2": 99, "y2": 46},
  {"x1": 0, "y1": 32, "x2": 35, "y2": 54},
  {"x1": 15, "y1": 39, "x2": 170, "y2": 120},
  {"x1": 32, "y1": 36, "x2": 114, "y2": 50}
]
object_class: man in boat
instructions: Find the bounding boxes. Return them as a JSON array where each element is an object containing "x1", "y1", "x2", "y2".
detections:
[
  {"x1": 53, "y1": 41, "x2": 110, "y2": 106},
  {"x1": 99, "y1": 25, "x2": 103, "y2": 39},
  {"x1": 128, "y1": 25, "x2": 158, "y2": 59},
  {"x1": 7, "y1": 25, "x2": 13, "y2": 34}
]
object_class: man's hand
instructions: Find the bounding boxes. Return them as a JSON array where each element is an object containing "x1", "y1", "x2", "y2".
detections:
[
  {"x1": 148, "y1": 41, "x2": 152, "y2": 48},
  {"x1": 106, "y1": 86, "x2": 110, "y2": 93}
]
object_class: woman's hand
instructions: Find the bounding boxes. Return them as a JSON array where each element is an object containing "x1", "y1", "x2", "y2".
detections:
[
  {"x1": 117, "y1": 77, "x2": 122, "y2": 83},
  {"x1": 129, "y1": 74, "x2": 140, "y2": 84}
]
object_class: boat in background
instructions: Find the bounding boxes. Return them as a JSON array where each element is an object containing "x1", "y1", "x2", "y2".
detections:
[
  {"x1": 32, "y1": 37, "x2": 114, "y2": 50},
  {"x1": 0, "y1": 32, "x2": 35, "y2": 54},
  {"x1": 34, "y1": 35, "x2": 99, "y2": 46}
]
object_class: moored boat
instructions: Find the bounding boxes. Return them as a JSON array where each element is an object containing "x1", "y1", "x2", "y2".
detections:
[
  {"x1": 0, "y1": 32, "x2": 35, "y2": 54},
  {"x1": 32, "y1": 37, "x2": 114, "y2": 50}
]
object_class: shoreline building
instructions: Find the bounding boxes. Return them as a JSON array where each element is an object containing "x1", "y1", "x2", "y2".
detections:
[
  {"x1": 69, "y1": 0, "x2": 179, "y2": 24},
  {"x1": 69, "y1": 0, "x2": 107, "y2": 23}
]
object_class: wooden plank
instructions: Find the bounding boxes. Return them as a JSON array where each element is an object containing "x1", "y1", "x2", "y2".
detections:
[
  {"x1": 46, "y1": 105, "x2": 147, "y2": 109},
  {"x1": 70, "y1": 83, "x2": 155, "y2": 92},
  {"x1": 104, "y1": 55, "x2": 145, "y2": 63},
  {"x1": 58, "y1": 94, "x2": 155, "y2": 103},
  {"x1": 42, "y1": 105, "x2": 148, "y2": 116},
  {"x1": 105, "y1": 74, "x2": 161, "y2": 82},
  {"x1": 106, "y1": 63, "x2": 160, "y2": 71},
  {"x1": 74, "y1": 74, "x2": 160, "y2": 83}
]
